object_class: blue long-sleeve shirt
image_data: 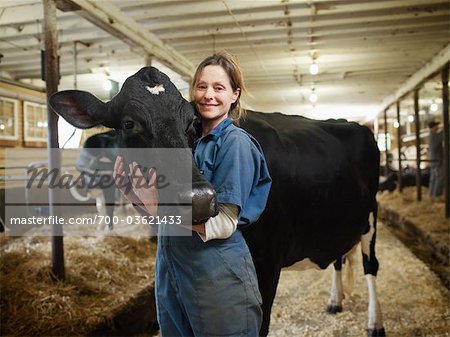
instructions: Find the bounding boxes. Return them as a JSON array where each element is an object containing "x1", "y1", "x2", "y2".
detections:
[{"x1": 193, "y1": 118, "x2": 272, "y2": 227}]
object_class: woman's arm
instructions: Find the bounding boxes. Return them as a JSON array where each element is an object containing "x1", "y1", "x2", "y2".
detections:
[{"x1": 194, "y1": 203, "x2": 239, "y2": 241}]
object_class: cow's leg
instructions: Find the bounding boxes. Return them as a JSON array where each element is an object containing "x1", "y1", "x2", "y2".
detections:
[
  {"x1": 95, "y1": 193, "x2": 106, "y2": 215},
  {"x1": 93, "y1": 191, "x2": 107, "y2": 231},
  {"x1": 256, "y1": 261, "x2": 281, "y2": 337},
  {"x1": 361, "y1": 212, "x2": 385, "y2": 337},
  {"x1": 103, "y1": 183, "x2": 116, "y2": 230},
  {"x1": 327, "y1": 258, "x2": 344, "y2": 313},
  {"x1": 327, "y1": 244, "x2": 357, "y2": 314}
]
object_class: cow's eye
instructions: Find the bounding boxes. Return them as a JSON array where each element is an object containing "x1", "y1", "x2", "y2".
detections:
[{"x1": 123, "y1": 120, "x2": 134, "y2": 130}]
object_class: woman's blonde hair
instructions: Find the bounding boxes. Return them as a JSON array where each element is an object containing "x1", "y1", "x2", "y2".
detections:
[{"x1": 190, "y1": 50, "x2": 247, "y2": 123}]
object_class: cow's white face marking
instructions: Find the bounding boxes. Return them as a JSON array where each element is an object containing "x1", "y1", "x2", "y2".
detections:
[{"x1": 146, "y1": 84, "x2": 165, "y2": 95}]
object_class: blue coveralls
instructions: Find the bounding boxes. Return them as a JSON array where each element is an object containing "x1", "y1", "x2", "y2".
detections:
[{"x1": 155, "y1": 118, "x2": 272, "y2": 337}]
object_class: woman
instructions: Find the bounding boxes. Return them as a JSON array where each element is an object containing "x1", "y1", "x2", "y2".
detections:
[{"x1": 114, "y1": 51, "x2": 271, "y2": 336}]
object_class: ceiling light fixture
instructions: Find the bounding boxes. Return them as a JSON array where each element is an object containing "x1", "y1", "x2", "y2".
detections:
[
  {"x1": 430, "y1": 101, "x2": 438, "y2": 112},
  {"x1": 309, "y1": 88, "x2": 318, "y2": 104},
  {"x1": 309, "y1": 61, "x2": 319, "y2": 75}
]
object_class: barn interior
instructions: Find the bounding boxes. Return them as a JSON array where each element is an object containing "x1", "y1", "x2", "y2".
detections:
[{"x1": 0, "y1": 1, "x2": 449, "y2": 336}]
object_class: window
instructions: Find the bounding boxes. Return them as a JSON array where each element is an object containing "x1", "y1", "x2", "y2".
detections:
[
  {"x1": 0, "y1": 97, "x2": 19, "y2": 140},
  {"x1": 24, "y1": 101, "x2": 48, "y2": 142}
]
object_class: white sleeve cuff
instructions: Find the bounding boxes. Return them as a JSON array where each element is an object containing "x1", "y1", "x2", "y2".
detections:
[{"x1": 197, "y1": 203, "x2": 239, "y2": 242}]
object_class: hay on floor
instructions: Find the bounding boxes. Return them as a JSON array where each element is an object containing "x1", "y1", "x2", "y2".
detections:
[{"x1": 0, "y1": 235, "x2": 156, "y2": 337}]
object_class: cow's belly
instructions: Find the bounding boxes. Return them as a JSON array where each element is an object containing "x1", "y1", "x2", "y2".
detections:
[{"x1": 284, "y1": 258, "x2": 322, "y2": 271}]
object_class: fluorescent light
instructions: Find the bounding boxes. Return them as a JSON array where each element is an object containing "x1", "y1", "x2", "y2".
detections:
[
  {"x1": 309, "y1": 62, "x2": 319, "y2": 75},
  {"x1": 430, "y1": 102, "x2": 438, "y2": 112}
]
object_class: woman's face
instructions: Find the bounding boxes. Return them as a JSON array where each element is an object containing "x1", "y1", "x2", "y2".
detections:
[{"x1": 193, "y1": 65, "x2": 239, "y2": 128}]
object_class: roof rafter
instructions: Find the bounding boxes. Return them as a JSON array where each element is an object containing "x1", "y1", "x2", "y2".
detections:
[
  {"x1": 374, "y1": 43, "x2": 450, "y2": 120},
  {"x1": 57, "y1": 0, "x2": 194, "y2": 79}
]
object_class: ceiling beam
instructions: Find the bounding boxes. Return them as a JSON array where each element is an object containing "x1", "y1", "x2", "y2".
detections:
[
  {"x1": 374, "y1": 43, "x2": 450, "y2": 120},
  {"x1": 58, "y1": 0, "x2": 195, "y2": 79}
]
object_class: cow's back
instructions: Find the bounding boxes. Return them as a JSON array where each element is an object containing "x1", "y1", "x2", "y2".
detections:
[{"x1": 240, "y1": 110, "x2": 380, "y2": 269}]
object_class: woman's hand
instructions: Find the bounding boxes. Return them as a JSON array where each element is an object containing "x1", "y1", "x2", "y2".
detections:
[
  {"x1": 113, "y1": 156, "x2": 204, "y2": 234},
  {"x1": 128, "y1": 161, "x2": 159, "y2": 216},
  {"x1": 113, "y1": 156, "x2": 159, "y2": 216}
]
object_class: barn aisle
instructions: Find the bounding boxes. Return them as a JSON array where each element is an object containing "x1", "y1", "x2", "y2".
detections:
[{"x1": 268, "y1": 222, "x2": 449, "y2": 337}]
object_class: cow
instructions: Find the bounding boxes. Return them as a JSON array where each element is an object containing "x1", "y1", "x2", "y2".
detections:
[
  {"x1": 69, "y1": 130, "x2": 119, "y2": 229},
  {"x1": 379, "y1": 167, "x2": 430, "y2": 192},
  {"x1": 49, "y1": 66, "x2": 385, "y2": 337}
]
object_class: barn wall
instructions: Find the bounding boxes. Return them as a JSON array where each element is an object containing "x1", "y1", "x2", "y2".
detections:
[
  {"x1": 0, "y1": 81, "x2": 47, "y2": 148},
  {"x1": 0, "y1": 81, "x2": 110, "y2": 148}
]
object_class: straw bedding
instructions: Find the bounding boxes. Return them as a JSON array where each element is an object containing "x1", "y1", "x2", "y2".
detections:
[{"x1": 0, "y1": 235, "x2": 156, "y2": 336}]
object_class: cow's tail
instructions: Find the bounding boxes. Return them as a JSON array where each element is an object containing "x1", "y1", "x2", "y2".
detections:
[{"x1": 343, "y1": 244, "x2": 358, "y2": 296}]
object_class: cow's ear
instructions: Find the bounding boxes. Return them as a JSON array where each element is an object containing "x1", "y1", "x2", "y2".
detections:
[{"x1": 49, "y1": 90, "x2": 108, "y2": 129}]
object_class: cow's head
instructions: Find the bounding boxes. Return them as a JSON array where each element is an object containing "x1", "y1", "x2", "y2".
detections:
[
  {"x1": 49, "y1": 66, "x2": 217, "y2": 225},
  {"x1": 49, "y1": 67, "x2": 197, "y2": 148}
]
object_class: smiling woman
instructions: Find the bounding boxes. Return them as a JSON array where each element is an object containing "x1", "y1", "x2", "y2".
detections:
[
  {"x1": 151, "y1": 51, "x2": 272, "y2": 337},
  {"x1": 191, "y1": 51, "x2": 246, "y2": 125},
  {"x1": 192, "y1": 65, "x2": 240, "y2": 135}
]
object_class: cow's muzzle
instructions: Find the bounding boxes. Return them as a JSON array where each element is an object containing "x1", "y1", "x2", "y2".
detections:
[{"x1": 179, "y1": 182, "x2": 218, "y2": 225}]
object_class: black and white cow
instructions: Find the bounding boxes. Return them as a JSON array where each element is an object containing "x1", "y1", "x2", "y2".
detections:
[
  {"x1": 49, "y1": 67, "x2": 385, "y2": 337},
  {"x1": 69, "y1": 130, "x2": 118, "y2": 229}
]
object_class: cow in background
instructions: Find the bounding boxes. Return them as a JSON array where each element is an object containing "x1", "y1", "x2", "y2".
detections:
[
  {"x1": 69, "y1": 130, "x2": 119, "y2": 229},
  {"x1": 379, "y1": 167, "x2": 430, "y2": 192},
  {"x1": 49, "y1": 67, "x2": 385, "y2": 337}
]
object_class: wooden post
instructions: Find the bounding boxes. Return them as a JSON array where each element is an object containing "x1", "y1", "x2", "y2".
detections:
[
  {"x1": 414, "y1": 89, "x2": 422, "y2": 201},
  {"x1": 396, "y1": 101, "x2": 403, "y2": 192},
  {"x1": 384, "y1": 109, "x2": 389, "y2": 176},
  {"x1": 73, "y1": 41, "x2": 78, "y2": 89},
  {"x1": 442, "y1": 63, "x2": 449, "y2": 218},
  {"x1": 145, "y1": 55, "x2": 153, "y2": 67},
  {"x1": 43, "y1": 0, "x2": 65, "y2": 280}
]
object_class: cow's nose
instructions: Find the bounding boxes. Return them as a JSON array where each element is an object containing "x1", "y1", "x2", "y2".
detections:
[
  {"x1": 178, "y1": 182, "x2": 218, "y2": 224},
  {"x1": 191, "y1": 186, "x2": 218, "y2": 224}
]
